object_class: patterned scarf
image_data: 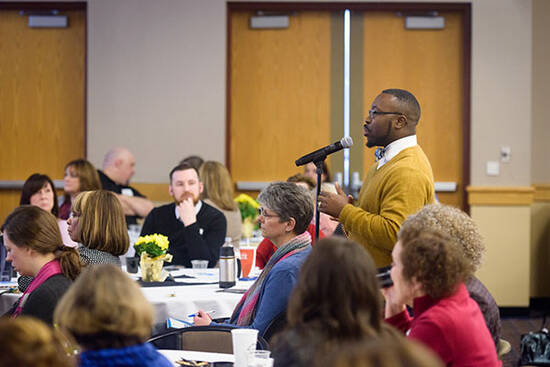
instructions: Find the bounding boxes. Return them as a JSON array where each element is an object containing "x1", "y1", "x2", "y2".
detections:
[
  {"x1": 12, "y1": 259, "x2": 62, "y2": 317},
  {"x1": 230, "y1": 232, "x2": 311, "y2": 326}
]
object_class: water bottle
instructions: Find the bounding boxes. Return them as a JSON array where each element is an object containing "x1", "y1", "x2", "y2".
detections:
[{"x1": 219, "y1": 237, "x2": 236, "y2": 288}]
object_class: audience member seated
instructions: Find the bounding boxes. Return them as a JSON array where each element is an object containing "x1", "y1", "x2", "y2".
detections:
[
  {"x1": 199, "y1": 161, "x2": 242, "y2": 249},
  {"x1": 287, "y1": 173, "x2": 315, "y2": 190},
  {"x1": 402, "y1": 203, "x2": 501, "y2": 347},
  {"x1": 322, "y1": 335, "x2": 444, "y2": 367},
  {"x1": 2, "y1": 206, "x2": 81, "y2": 324},
  {"x1": 195, "y1": 182, "x2": 313, "y2": 335},
  {"x1": 140, "y1": 162, "x2": 226, "y2": 267},
  {"x1": 20, "y1": 173, "x2": 77, "y2": 247},
  {"x1": 0, "y1": 317, "x2": 76, "y2": 367},
  {"x1": 303, "y1": 161, "x2": 331, "y2": 183},
  {"x1": 54, "y1": 264, "x2": 172, "y2": 367},
  {"x1": 98, "y1": 147, "x2": 154, "y2": 227},
  {"x1": 272, "y1": 237, "x2": 398, "y2": 367},
  {"x1": 383, "y1": 229, "x2": 501, "y2": 366},
  {"x1": 255, "y1": 176, "x2": 324, "y2": 269},
  {"x1": 68, "y1": 190, "x2": 129, "y2": 266},
  {"x1": 180, "y1": 154, "x2": 204, "y2": 171},
  {"x1": 58, "y1": 159, "x2": 101, "y2": 220}
]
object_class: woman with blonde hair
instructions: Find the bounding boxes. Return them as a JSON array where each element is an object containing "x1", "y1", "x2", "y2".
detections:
[
  {"x1": 2, "y1": 205, "x2": 81, "y2": 324},
  {"x1": 67, "y1": 190, "x2": 129, "y2": 266},
  {"x1": 199, "y1": 161, "x2": 242, "y2": 248},
  {"x1": 54, "y1": 264, "x2": 172, "y2": 367},
  {"x1": 0, "y1": 317, "x2": 76, "y2": 367},
  {"x1": 59, "y1": 159, "x2": 101, "y2": 220}
]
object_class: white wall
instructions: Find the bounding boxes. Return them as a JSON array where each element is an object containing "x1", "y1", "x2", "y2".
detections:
[{"x1": 87, "y1": 0, "x2": 226, "y2": 182}]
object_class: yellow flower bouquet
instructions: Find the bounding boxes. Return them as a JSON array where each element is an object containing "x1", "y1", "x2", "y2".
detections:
[
  {"x1": 234, "y1": 194, "x2": 260, "y2": 238},
  {"x1": 134, "y1": 234, "x2": 173, "y2": 282}
]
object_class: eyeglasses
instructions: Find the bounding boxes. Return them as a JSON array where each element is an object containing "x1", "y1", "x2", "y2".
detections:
[
  {"x1": 366, "y1": 109, "x2": 404, "y2": 121},
  {"x1": 257, "y1": 208, "x2": 278, "y2": 218}
]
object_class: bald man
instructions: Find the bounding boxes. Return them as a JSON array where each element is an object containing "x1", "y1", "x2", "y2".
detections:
[
  {"x1": 318, "y1": 89, "x2": 435, "y2": 267},
  {"x1": 98, "y1": 147, "x2": 154, "y2": 227}
]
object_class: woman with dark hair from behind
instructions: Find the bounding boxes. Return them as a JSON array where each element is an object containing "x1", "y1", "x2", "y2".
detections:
[
  {"x1": 199, "y1": 161, "x2": 242, "y2": 248},
  {"x1": 54, "y1": 264, "x2": 172, "y2": 367},
  {"x1": 67, "y1": 190, "x2": 129, "y2": 266},
  {"x1": 0, "y1": 317, "x2": 76, "y2": 367},
  {"x1": 20, "y1": 173, "x2": 77, "y2": 247},
  {"x1": 59, "y1": 159, "x2": 101, "y2": 220},
  {"x1": 322, "y1": 334, "x2": 443, "y2": 367},
  {"x1": 2, "y1": 205, "x2": 81, "y2": 324},
  {"x1": 272, "y1": 237, "x2": 398, "y2": 367}
]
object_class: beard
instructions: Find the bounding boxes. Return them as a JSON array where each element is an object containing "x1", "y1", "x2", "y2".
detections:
[{"x1": 176, "y1": 191, "x2": 199, "y2": 205}]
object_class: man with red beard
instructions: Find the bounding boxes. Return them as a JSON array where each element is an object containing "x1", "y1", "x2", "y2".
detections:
[{"x1": 140, "y1": 162, "x2": 227, "y2": 267}]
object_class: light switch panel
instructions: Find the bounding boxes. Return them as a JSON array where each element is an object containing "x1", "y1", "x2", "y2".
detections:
[{"x1": 486, "y1": 161, "x2": 500, "y2": 176}]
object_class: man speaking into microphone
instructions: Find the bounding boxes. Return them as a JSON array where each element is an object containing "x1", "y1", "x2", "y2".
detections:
[{"x1": 318, "y1": 89, "x2": 435, "y2": 267}]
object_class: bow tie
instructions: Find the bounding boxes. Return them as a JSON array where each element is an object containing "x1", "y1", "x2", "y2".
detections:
[{"x1": 375, "y1": 147, "x2": 387, "y2": 161}]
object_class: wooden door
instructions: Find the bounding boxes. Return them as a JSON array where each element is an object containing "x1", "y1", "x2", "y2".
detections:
[
  {"x1": 229, "y1": 11, "x2": 332, "y2": 186},
  {"x1": 361, "y1": 11, "x2": 465, "y2": 208},
  {"x1": 0, "y1": 9, "x2": 85, "y2": 223}
]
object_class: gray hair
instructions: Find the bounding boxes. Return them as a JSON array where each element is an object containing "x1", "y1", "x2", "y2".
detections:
[
  {"x1": 399, "y1": 203, "x2": 485, "y2": 271},
  {"x1": 258, "y1": 182, "x2": 314, "y2": 235}
]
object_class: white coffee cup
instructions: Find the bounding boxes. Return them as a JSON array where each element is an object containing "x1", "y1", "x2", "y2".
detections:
[{"x1": 231, "y1": 329, "x2": 258, "y2": 367}]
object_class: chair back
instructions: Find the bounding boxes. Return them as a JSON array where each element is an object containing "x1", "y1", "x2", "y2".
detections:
[
  {"x1": 262, "y1": 311, "x2": 287, "y2": 344},
  {"x1": 148, "y1": 326, "x2": 268, "y2": 353}
]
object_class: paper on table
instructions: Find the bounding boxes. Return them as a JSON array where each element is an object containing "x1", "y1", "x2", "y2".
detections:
[{"x1": 166, "y1": 317, "x2": 193, "y2": 329}]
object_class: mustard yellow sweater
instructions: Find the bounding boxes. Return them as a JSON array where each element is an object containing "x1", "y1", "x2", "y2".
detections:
[{"x1": 339, "y1": 145, "x2": 435, "y2": 267}]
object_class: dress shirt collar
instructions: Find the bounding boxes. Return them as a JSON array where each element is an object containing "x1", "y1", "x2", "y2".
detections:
[
  {"x1": 174, "y1": 200, "x2": 202, "y2": 221},
  {"x1": 377, "y1": 135, "x2": 417, "y2": 169}
]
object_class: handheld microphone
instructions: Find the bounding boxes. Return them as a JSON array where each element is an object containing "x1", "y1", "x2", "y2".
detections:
[{"x1": 295, "y1": 136, "x2": 353, "y2": 166}]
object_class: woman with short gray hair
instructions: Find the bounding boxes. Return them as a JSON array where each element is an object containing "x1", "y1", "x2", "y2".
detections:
[{"x1": 195, "y1": 182, "x2": 313, "y2": 335}]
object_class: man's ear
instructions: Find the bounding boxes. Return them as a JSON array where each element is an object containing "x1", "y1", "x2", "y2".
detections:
[
  {"x1": 394, "y1": 115, "x2": 408, "y2": 129},
  {"x1": 199, "y1": 181, "x2": 204, "y2": 194},
  {"x1": 168, "y1": 184, "x2": 174, "y2": 198}
]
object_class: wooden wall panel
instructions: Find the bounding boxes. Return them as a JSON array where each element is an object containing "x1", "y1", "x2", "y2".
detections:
[
  {"x1": 0, "y1": 10, "x2": 85, "y2": 223},
  {"x1": 362, "y1": 11, "x2": 464, "y2": 209},
  {"x1": 229, "y1": 11, "x2": 331, "y2": 183}
]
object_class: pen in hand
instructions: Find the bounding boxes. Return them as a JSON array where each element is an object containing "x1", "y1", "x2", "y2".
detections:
[{"x1": 188, "y1": 310, "x2": 216, "y2": 318}]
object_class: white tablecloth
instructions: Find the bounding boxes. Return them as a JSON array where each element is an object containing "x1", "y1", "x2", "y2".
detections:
[
  {"x1": 0, "y1": 270, "x2": 254, "y2": 324},
  {"x1": 143, "y1": 281, "x2": 251, "y2": 324},
  {"x1": 159, "y1": 349, "x2": 234, "y2": 366}
]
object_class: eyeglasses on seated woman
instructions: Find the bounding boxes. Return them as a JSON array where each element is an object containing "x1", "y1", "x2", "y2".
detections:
[{"x1": 194, "y1": 182, "x2": 313, "y2": 336}]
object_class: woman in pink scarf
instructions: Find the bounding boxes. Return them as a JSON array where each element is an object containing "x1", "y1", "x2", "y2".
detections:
[{"x1": 2, "y1": 205, "x2": 81, "y2": 324}]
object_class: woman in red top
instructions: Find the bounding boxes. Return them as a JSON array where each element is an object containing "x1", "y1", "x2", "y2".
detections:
[{"x1": 383, "y1": 229, "x2": 501, "y2": 367}]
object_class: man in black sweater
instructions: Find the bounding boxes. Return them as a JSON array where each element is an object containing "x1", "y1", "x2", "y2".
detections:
[{"x1": 140, "y1": 162, "x2": 227, "y2": 267}]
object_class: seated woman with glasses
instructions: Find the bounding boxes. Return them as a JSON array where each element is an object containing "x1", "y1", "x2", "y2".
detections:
[
  {"x1": 194, "y1": 182, "x2": 313, "y2": 335},
  {"x1": 272, "y1": 237, "x2": 401, "y2": 367},
  {"x1": 2, "y1": 205, "x2": 81, "y2": 324},
  {"x1": 67, "y1": 190, "x2": 129, "y2": 266},
  {"x1": 54, "y1": 264, "x2": 172, "y2": 367},
  {"x1": 383, "y1": 228, "x2": 501, "y2": 367}
]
